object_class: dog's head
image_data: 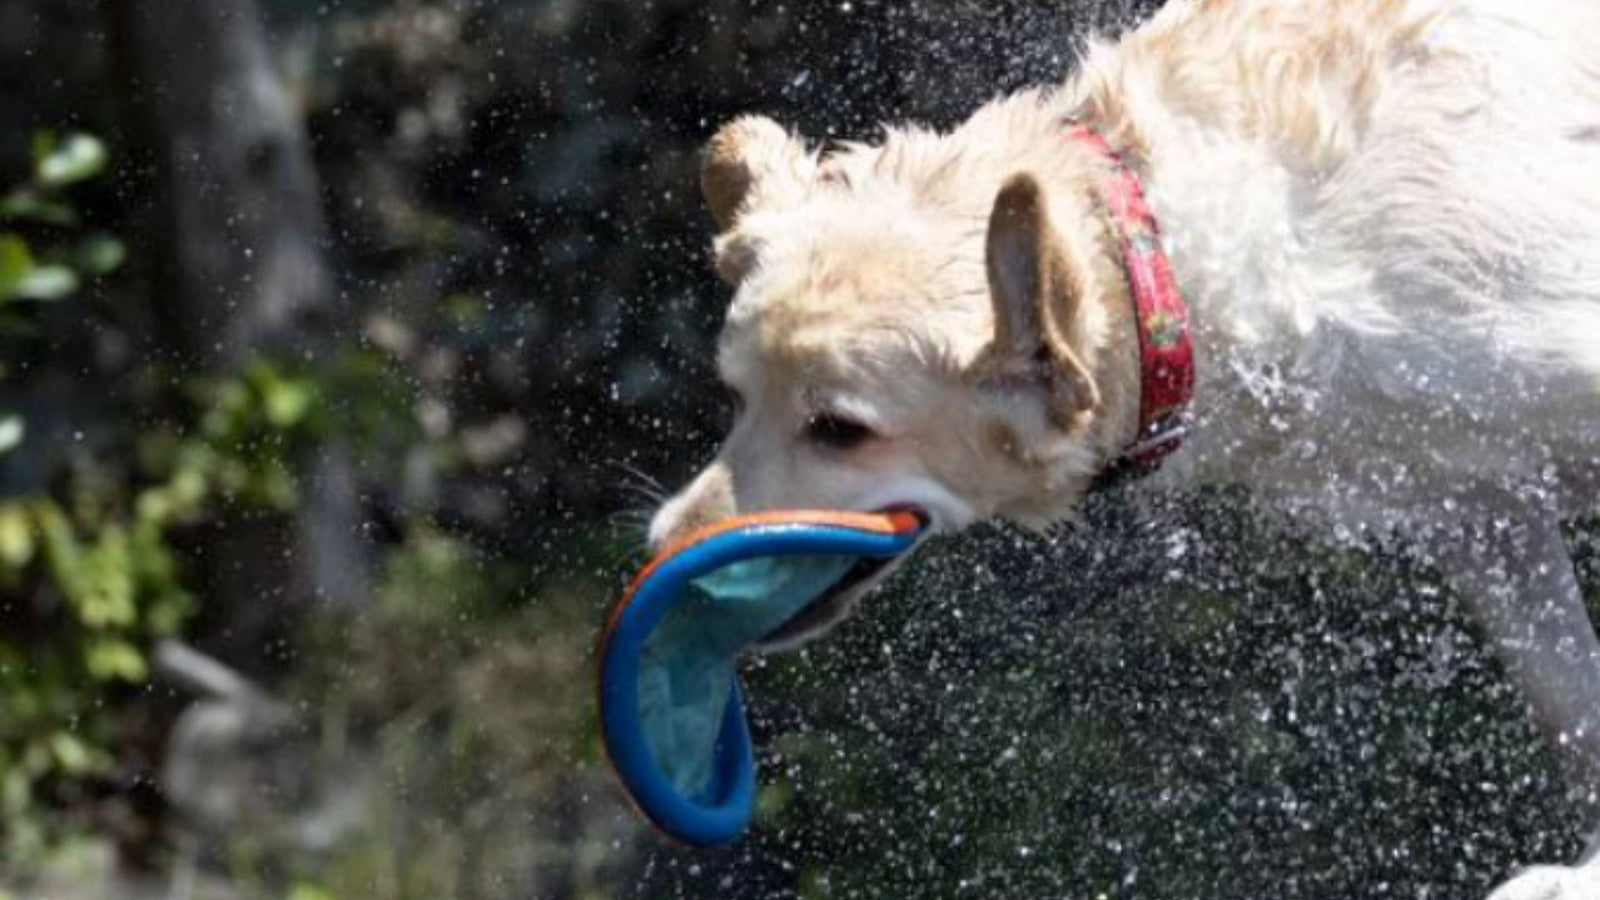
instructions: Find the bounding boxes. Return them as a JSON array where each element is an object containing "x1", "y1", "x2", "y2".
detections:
[{"x1": 649, "y1": 112, "x2": 1133, "y2": 648}]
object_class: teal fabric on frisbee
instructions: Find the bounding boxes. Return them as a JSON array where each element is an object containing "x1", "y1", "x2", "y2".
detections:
[
  {"x1": 638, "y1": 553, "x2": 857, "y2": 799},
  {"x1": 598, "y1": 510, "x2": 926, "y2": 847}
]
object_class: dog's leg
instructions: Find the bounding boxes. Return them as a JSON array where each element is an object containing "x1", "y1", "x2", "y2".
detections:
[{"x1": 1439, "y1": 496, "x2": 1600, "y2": 889}]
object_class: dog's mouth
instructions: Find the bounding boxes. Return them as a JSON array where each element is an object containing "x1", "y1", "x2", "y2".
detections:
[{"x1": 755, "y1": 506, "x2": 930, "y2": 653}]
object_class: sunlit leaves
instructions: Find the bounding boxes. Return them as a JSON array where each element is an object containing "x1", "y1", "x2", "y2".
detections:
[
  {"x1": 83, "y1": 638, "x2": 148, "y2": 682},
  {"x1": 0, "y1": 129, "x2": 135, "y2": 856},
  {"x1": 285, "y1": 884, "x2": 339, "y2": 900},
  {"x1": 0, "y1": 190, "x2": 74, "y2": 227},
  {"x1": 201, "y1": 361, "x2": 321, "y2": 439},
  {"x1": 0, "y1": 504, "x2": 32, "y2": 571},
  {"x1": 0, "y1": 235, "x2": 33, "y2": 299},
  {"x1": 33, "y1": 133, "x2": 108, "y2": 189},
  {"x1": 37, "y1": 503, "x2": 137, "y2": 629},
  {"x1": 72, "y1": 233, "x2": 125, "y2": 278},
  {"x1": 46, "y1": 732, "x2": 94, "y2": 776},
  {"x1": 0, "y1": 131, "x2": 122, "y2": 308},
  {"x1": 12, "y1": 264, "x2": 78, "y2": 301},
  {"x1": 0, "y1": 414, "x2": 23, "y2": 456},
  {"x1": 262, "y1": 374, "x2": 316, "y2": 429},
  {"x1": 0, "y1": 352, "x2": 321, "y2": 848}
]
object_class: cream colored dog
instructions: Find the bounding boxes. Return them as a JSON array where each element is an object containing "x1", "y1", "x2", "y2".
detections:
[{"x1": 647, "y1": 0, "x2": 1600, "y2": 894}]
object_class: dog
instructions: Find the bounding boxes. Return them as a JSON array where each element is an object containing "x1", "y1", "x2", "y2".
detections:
[{"x1": 646, "y1": 0, "x2": 1600, "y2": 894}]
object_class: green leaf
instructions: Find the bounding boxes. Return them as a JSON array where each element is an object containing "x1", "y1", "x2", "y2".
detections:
[
  {"x1": 168, "y1": 458, "x2": 211, "y2": 510},
  {"x1": 286, "y1": 884, "x2": 339, "y2": 900},
  {"x1": 30, "y1": 130, "x2": 56, "y2": 164},
  {"x1": 36, "y1": 500, "x2": 85, "y2": 595},
  {"x1": 14, "y1": 264, "x2": 79, "y2": 301},
  {"x1": 1, "y1": 768, "x2": 30, "y2": 817},
  {"x1": 74, "y1": 234, "x2": 126, "y2": 276},
  {"x1": 144, "y1": 587, "x2": 194, "y2": 636},
  {"x1": 84, "y1": 638, "x2": 147, "y2": 682},
  {"x1": 36, "y1": 133, "x2": 108, "y2": 188},
  {"x1": 77, "y1": 527, "x2": 137, "y2": 628},
  {"x1": 0, "y1": 415, "x2": 24, "y2": 455},
  {"x1": 263, "y1": 377, "x2": 315, "y2": 428},
  {"x1": 0, "y1": 234, "x2": 34, "y2": 300},
  {"x1": 0, "y1": 189, "x2": 76, "y2": 226},
  {"x1": 48, "y1": 731, "x2": 95, "y2": 774},
  {"x1": 0, "y1": 502, "x2": 33, "y2": 568}
]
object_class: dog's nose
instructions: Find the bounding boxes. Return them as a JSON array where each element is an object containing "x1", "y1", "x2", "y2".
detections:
[
  {"x1": 646, "y1": 500, "x2": 692, "y2": 553},
  {"x1": 647, "y1": 493, "x2": 725, "y2": 553},
  {"x1": 647, "y1": 463, "x2": 737, "y2": 553}
]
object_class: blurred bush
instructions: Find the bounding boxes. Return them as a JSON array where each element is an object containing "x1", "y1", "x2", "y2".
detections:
[
  {"x1": 0, "y1": 132, "x2": 146, "y2": 861},
  {"x1": 0, "y1": 129, "x2": 340, "y2": 869}
]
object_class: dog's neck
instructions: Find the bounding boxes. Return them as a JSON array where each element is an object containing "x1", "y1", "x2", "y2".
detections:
[
  {"x1": 1030, "y1": 134, "x2": 1148, "y2": 499},
  {"x1": 988, "y1": 101, "x2": 1200, "y2": 509},
  {"x1": 1071, "y1": 121, "x2": 1196, "y2": 487}
]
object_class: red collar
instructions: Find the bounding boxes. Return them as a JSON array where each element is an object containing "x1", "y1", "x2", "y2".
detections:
[{"x1": 1066, "y1": 120, "x2": 1195, "y2": 486}]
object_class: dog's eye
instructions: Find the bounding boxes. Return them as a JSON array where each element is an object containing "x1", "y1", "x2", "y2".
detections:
[{"x1": 804, "y1": 412, "x2": 876, "y2": 450}]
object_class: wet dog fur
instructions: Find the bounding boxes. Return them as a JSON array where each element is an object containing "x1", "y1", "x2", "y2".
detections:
[{"x1": 648, "y1": 0, "x2": 1600, "y2": 892}]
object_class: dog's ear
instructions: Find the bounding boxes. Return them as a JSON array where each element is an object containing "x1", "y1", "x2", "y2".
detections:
[
  {"x1": 701, "y1": 115, "x2": 813, "y2": 232},
  {"x1": 978, "y1": 173, "x2": 1101, "y2": 430}
]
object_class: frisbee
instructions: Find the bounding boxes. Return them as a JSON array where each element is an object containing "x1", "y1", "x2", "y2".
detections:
[{"x1": 598, "y1": 508, "x2": 928, "y2": 847}]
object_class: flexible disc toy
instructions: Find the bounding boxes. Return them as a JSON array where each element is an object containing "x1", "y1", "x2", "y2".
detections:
[{"x1": 598, "y1": 508, "x2": 928, "y2": 846}]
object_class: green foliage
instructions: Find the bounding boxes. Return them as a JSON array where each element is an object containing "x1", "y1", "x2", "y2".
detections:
[
  {"x1": 0, "y1": 132, "x2": 128, "y2": 861},
  {"x1": 232, "y1": 524, "x2": 631, "y2": 900},
  {"x1": 0, "y1": 131, "x2": 338, "y2": 865},
  {"x1": 0, "y1": 362, "x2": 326, "y2": 863},
  {"x1": 0, "y1": 131, "x2": 122, "y2": 307},
  {"x1": 0, "y1": 129, "x2": 124, "y2": 467},
  {"x1": 32, "y1": 133, "x2": 108, "y2": 190}
]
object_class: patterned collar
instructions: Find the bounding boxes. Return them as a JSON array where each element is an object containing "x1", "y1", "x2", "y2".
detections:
[{"x1": 1065, "y1": 119, "x2": 1196, "y2": 489}]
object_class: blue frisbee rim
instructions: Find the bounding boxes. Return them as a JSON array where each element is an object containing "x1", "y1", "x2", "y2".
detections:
[{"x1": 599, "y1": 510, "x2": 926, "y2": 847}]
